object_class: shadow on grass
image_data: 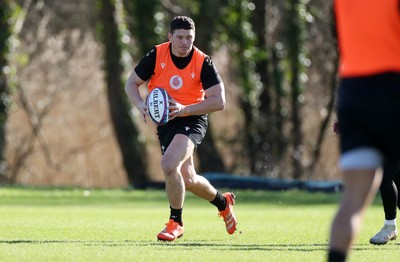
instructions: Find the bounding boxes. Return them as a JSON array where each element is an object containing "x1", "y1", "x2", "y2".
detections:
[{"x1": 0, "y1": 239, "x2": 398, "y2": 252}]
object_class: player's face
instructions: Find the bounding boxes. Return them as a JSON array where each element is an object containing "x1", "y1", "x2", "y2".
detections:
[{"x1": 169, "y1": 29, "x2": 195, "y2": 57}]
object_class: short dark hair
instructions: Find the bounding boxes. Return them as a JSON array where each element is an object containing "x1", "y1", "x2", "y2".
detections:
[{"x1": 170, "y1": 16, "x2": 195, "y2": 33}]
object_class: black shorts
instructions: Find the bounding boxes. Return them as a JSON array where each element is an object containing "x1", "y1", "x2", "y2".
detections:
[
  {"x1": 157, "y1": 115, "x2": 208, "y2": 155},
  {"x1": 337, "y1": 72, "x2": 400, "y2": 173}
]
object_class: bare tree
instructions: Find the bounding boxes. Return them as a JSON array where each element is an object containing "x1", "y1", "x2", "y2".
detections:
[
  {"x1": 0, "y1": 0, "x2": 12, "y2": 181},
  {"x1": 98, "y1": 0, "x2": 150, "y2": 187},
  {"x1": 286, "y1": 0, "x2": 304, "y2": 179}
]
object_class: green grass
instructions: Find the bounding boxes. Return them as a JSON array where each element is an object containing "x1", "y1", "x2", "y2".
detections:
[{"x1": 0, "y1": 187, "x2": 399, "y2": 261}]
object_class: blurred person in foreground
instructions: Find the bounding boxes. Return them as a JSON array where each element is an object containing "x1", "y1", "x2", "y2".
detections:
[
  {"x1": 124, "y1": 16, "x2": 237, "y2": 241},
  {"x1": 328, "y1": 0, "x2": 400, "y2": 261},
  {"x1": 334, "y1": 122, "x2": 400, "y2": 245}
]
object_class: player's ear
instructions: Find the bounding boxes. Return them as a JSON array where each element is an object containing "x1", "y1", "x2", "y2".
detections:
[{"x1": 168, "y1": 32, "x2": 172, "y2": 41}]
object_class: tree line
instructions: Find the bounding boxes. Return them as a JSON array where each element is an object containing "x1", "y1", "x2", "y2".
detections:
[{"x1": 0, "y1": 0, "x2": 338, "y2": 187}]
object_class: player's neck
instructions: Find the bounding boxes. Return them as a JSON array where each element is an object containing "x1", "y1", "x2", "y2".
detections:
[
  {"x1": 172, "y1": 51, "x2": 191, "y2": 57},
  {"x1": 171, "y1": 47, "x2": 192, "y2": 58}
]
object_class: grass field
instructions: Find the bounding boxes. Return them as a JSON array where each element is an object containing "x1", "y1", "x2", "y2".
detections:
[{"x1": 0, "y1": 187, "x2": 399, "y2": 262}]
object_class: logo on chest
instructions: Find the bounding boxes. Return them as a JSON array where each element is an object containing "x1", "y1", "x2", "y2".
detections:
[{"x1": 170, "y1": 75, "x2": 183, "y2": 90}]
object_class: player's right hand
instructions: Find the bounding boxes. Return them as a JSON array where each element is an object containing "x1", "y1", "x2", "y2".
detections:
[{"x1": 138, "y1": 100, "x2": 148, "y2": 123}]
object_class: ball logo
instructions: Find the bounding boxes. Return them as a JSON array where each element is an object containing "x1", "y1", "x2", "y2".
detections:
[
  {"x1": 151, "y1": 89, "x2": 161, "y2": 119},
  {"x1": 170, "y1": 75, "x2": 183, "y2": 90}
]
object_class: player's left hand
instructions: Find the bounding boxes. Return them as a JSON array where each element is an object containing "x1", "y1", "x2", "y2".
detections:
[{"x1": 168, "y1": 99, "x2": 187, "y2": 120}]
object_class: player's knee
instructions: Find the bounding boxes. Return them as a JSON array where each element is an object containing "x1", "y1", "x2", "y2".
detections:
[{"x1": 161, "y1": 157, "x2": 178, "y2": 176}]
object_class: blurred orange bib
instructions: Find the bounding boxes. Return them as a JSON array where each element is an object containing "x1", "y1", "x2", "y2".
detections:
[{"x1": 335, "y1": 0, "x2": 400, "y2": 76}]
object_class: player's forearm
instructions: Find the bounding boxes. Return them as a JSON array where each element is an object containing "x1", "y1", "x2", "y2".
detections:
[
  {"x1": 125, "y1": 80, "x2": 144, "y2": 109},
  {"x1": 184, "y1": 95, "x2": 225, "y2": 115}
]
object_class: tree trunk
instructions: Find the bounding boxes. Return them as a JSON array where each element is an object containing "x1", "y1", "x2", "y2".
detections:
[
  {"x1": 287, "y1": 0, "x2": 303, "y2": 179},
  {"x1": 0, "y1": 1, "x2": 11, "y2": 181},
  {"x1": 98, "y1": 0, "x2": 150, "y2": 187},
  {"x1": 250, "y1": 0, "x2": 277, "y2": 175}
]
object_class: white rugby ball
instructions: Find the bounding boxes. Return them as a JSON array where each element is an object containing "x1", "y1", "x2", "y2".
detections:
[{"x1": 146, "y1": 87, "x2": 170, "y2": 126}]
